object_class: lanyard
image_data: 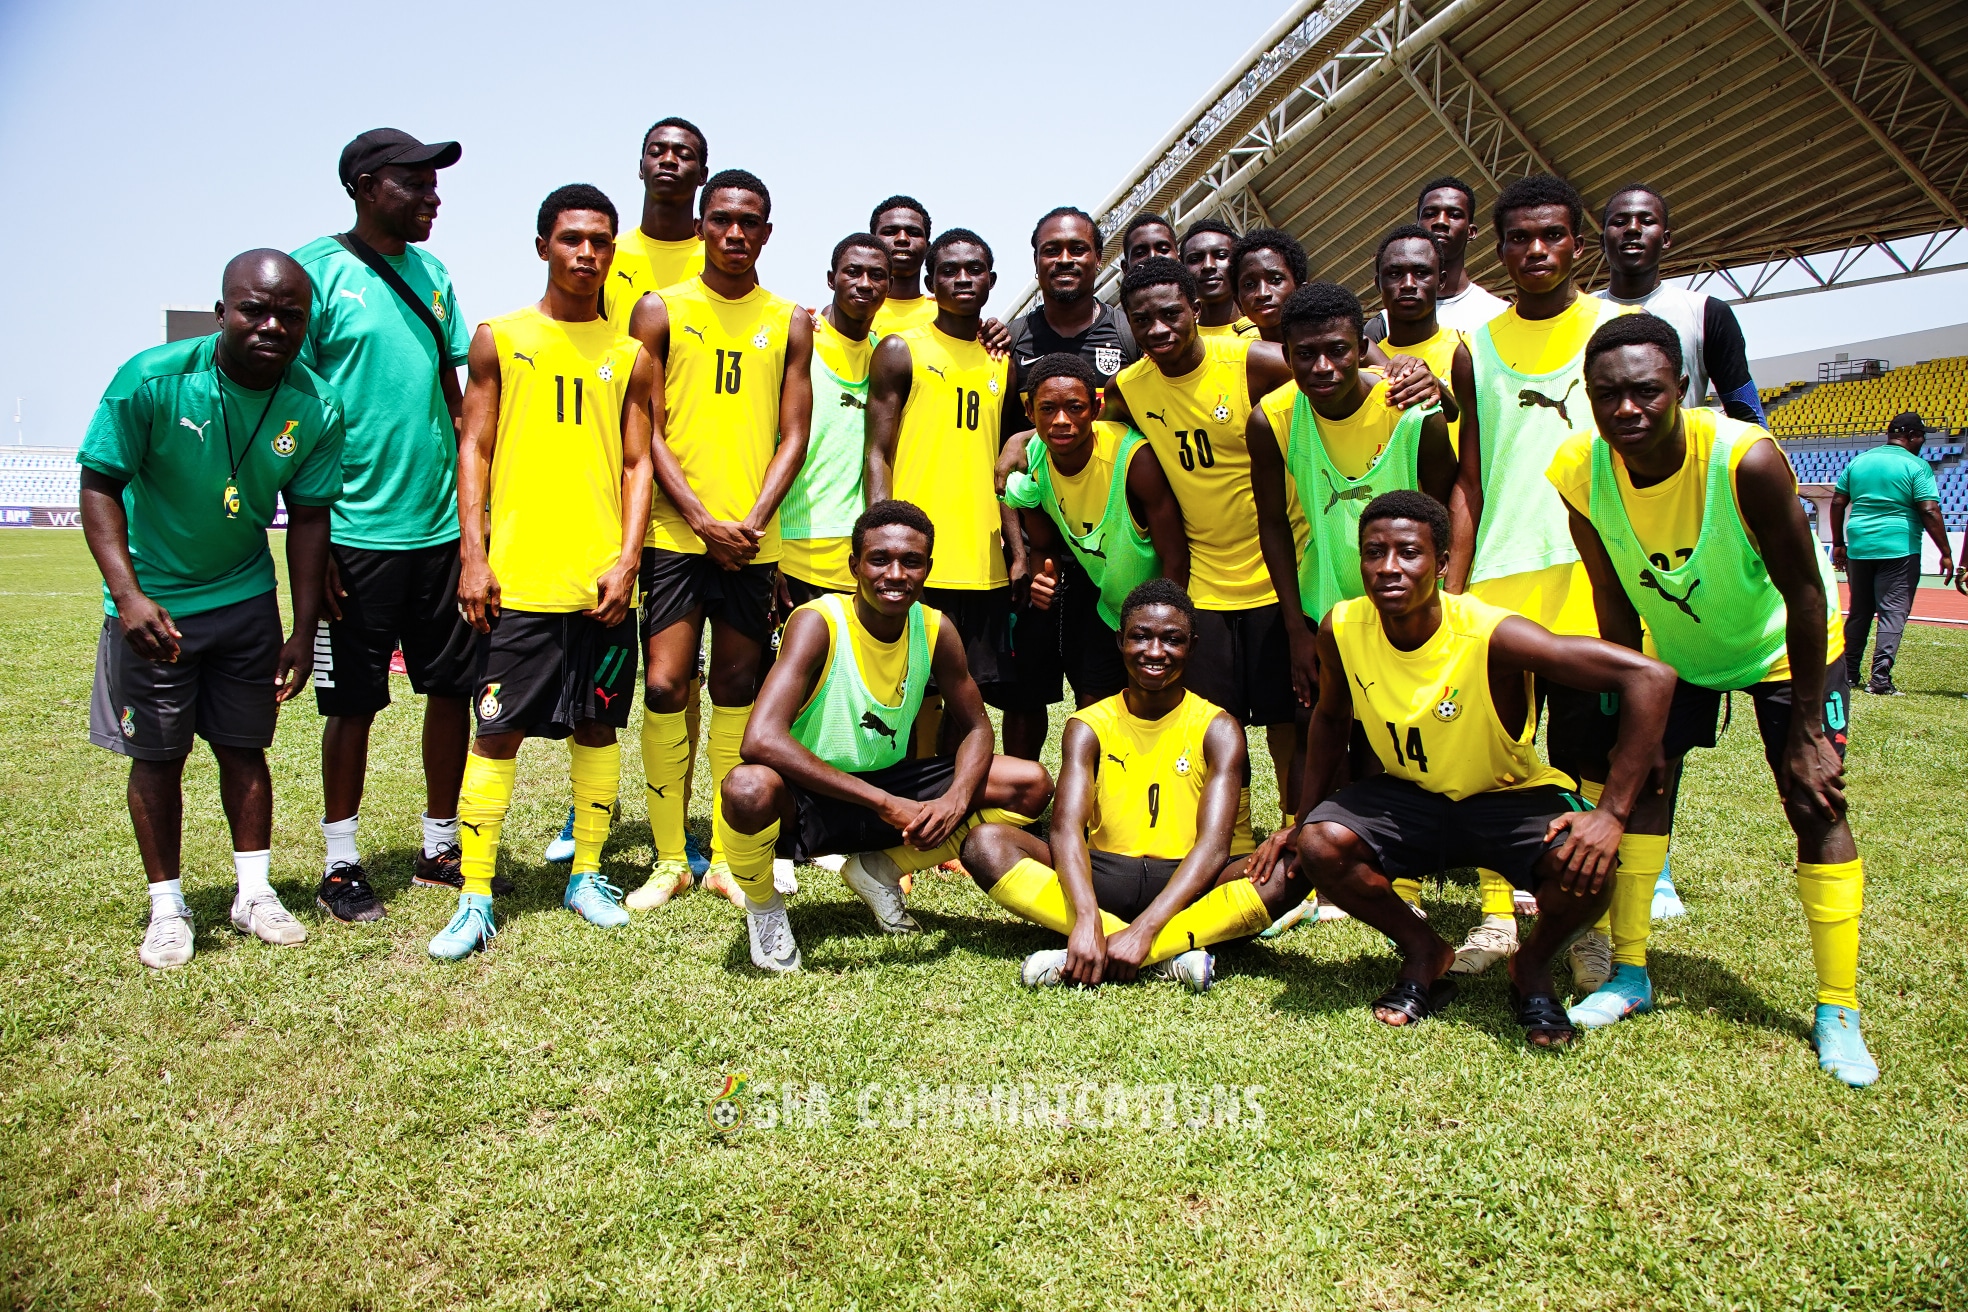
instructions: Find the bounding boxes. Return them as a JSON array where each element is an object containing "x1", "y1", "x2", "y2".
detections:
[{"x1": 216, "y1": 370, "x2": 279, "y2": 520}]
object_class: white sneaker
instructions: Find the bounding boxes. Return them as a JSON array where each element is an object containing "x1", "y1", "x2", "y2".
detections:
[
  {"x1": 139, "y1": 909, "x2": 194, "y2": 969},
  {"x1": 1148, "y1": 948, "x2": 1215, "y2": 993},
  {"x1": 773, "y1": 858, "x2": 800, "y2": 896},
  {"x1": 839, "y1": 851, "x2": 921, "y2": 934},
  {"x1": 229, "y1": 890, "x2": 307, "y2": 946},
  {"x1": 812, "y1": 854, "x2": 847, "y2": 873},
  {"x1": 745, "y1": 895, "x2": 802, "y2": 973},
  {"x1": 1569, "y1": 929, "x2": 1614, "y2": 994},
  {"x1": 1020, "y1": 948, "x2": 1070, "y2": 987},
  {"x1": 1448, "y1": 913, "x2": 1518, "y2": 977}
]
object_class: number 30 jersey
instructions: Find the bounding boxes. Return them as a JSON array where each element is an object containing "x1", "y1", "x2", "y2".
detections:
[
  {"x1": 1330, "y1": 591, "x2": 1572, "y2": 800},
  {"x1": 892, "y1": 323, "x2": 1011, "y2": 590},
  {"x1": 648, "y1": 276, "x2": 797, "y2": 560},
  {"x1": 1069, "y1": 690, "x2": 1254, "y2": 860},
  {"x1": 1113, "y1": 335, "x2": 1275, "y2": 610}
]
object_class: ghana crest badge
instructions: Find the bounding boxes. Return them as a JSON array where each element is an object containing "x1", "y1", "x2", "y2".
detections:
[
  {"x1": 597, "y1": 358, "x2": 614, "y2": 383},
  {"x1": 271, "y1": 420, "x2": 299, "y2": 457},
  {"x1": 1212, "y1": 394, "x2": 1231, "y2": 423},
  {"x1": 478, "y1": 683, "x2": 503, "y2": 721},
  {"x1": 752, "y1": 326, "x2": 771, "y2": 351},
  {"x1": 1173, "y1": 750, "x2": 1192, "y2": 776},
  {"x1": 1432, "y1": 686, "x2": 1463, "y2": 722},
  {"x1": 988, "y1": 375, "x2": 1000, "y2": 395}
]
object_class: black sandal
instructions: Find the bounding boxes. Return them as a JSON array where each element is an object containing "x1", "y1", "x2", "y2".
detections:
[
  {"x1": 1370, "y1": 976, "x2": 1457, "y2": 1027},
  {"x1": 1512, "y1": 988, "x2": 1576, "y2": 1047}
]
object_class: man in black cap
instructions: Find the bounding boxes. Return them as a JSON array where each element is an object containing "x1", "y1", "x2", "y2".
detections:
[
  {"x1": 293, "y1": 128, "x2": 480, "y2": 923},
  {"x1": 1832, "y1": 410, "x2": 1953, "y2": 695}
]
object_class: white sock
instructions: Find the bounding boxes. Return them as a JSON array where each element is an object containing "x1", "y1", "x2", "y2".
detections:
[
  {"x1": 421, "y1": 813, "x2": 459, "y2": 858},
  {"x1": 744, "y1": 891, "x2": 784, "y2": 914},
  {"x1": 234, "y1": 850, "x2": 273, "y2": 901},
  {"x1": 148, "y1": 878, "x2": 187, "y2": 921},
  {"x1": 322, "y1": 815, "x2": 359, "y2": 873}
]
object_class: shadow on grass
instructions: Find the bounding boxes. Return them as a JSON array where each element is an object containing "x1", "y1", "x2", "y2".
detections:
[{"x1": 1648, "y1": 948, "x2": 1814, "y2": 1042}]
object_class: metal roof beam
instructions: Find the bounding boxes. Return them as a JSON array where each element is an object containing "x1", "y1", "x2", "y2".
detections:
[{"x1": 1679, "y1": 227, "x2": 1968, "y2": 303}]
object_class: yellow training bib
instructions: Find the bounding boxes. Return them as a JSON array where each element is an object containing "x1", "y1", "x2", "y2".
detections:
[
  {"x1": 892, "y1": 324, "x2": 1011, "y2": 589},
  {"x1": 1071, "y1": 690, "x2": 1254, "y2": 859}
]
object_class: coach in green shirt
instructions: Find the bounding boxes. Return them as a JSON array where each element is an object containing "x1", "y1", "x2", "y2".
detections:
[
  {"x1": 1832, "y1": 410, "x2": 1953, "y2": 695},
  {"x1": 79, "y1": 249, "x2": 341, "y2": 971}
]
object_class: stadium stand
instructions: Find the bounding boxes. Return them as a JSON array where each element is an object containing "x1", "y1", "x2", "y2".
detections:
[
  {"x1": 1781, "y1": 436, "x2": 1968, "y2": 534},
  {"x1": 1765, "y1": 356, "x2": 1968, "y2": 441},
  {"x1": 0, "y1": 448, "x2": 80, "y2": 510}
]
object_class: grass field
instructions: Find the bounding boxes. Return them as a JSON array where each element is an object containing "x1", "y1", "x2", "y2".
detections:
[{"x1": 2, "y1": 527, "x2": 1965, "y2": 1310}]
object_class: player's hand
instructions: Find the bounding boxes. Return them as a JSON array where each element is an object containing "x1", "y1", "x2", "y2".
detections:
[
  {"x1": 116, "y1": 592, "x2": 182, "y2": 663},
  {"x1": 1543, "y1": 808, "x2": 1624, "y2": 892},
  {"x1": 1102, "y1": 922, "x2": 1153, "y2": 983},
  {"x1": 902, "y1": 789, "x2": 969, "y2": 850},
  {"x1": 995, "y1": 434, "x2": 1032, "y2": 495},
  {"x1": 1028, "y1": 558, "x2": 1059, "y2": 611},
  {"x1": 1780, "y1": 727, "x2": 1846, "y2": 825},
  {"x1": 586, "y1": 559, "x2": 637, "y2": 627},
  {"x1": 1286, "y1": 621, "x2": 1318, "y2": 707},
  {"x1": 1956, "y1": 560, "x2": 1968, "y2": 596},
  {"x1": 978, "y1": 316, "x2": 1011, "y2": 360},
  {"x1": 1063, "y1": 911, "x2": 1109, "y2": 986},
  {"x1": 1939, "y1": 555, "x2": 1955, "y2": 586},
  {"x1": 274, "y1": 629, "x2": 313, "y2": 704},
  {"x1": 1831, "y1": 543, "x2": 1847, "y2": 570},
  {"x1": 457, "y1": 558, "x2": 501, "y2": 633},
  {"x1": 1245, "y1": 829, "x2": 1301, "y2": 891},
  {"x1": 875, "y1": 792, "x2": 928, "y2": 837},
  {"x1": 699, "y1": 519, "x2": 760, "y2": 570},
  {"x1": 1382, "y1": 355, "x2": 1441, "y2": 410},
  {"x1": 323, "y1": 551, "x2": 346, "y2": 623}
]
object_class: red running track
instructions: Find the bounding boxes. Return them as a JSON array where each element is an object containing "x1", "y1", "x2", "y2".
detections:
[{"x1": 1838, "y1": 582, "x2": 1968, "y2": 627}]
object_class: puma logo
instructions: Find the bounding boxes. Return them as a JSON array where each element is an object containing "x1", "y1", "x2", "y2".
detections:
[
  {"x1": 1079, "y1": 544, "x2": 1107, "y2": 559},
  {"x1": 460, "y1": 820, "x2": 483, "y2": 836},
  {"x1": 511, "y1": 351, "x2": 538, "y2": 369},
  {"x1": 925, "y1": 364, "x2": 947, "y2": 380},
  {"x1": 682, "y1": 325, "x2": 705, "y2": 341},
  {"x1": 1104, "y1": 752, "x2": 1127, "y2": 771},
  {"x1": 615, "y1": 270, "x2": 634, "y2": 284},
  {"x1": 1517, "y1": 379, "x2": 1580, "y2": 426},
  {"x1": 1354, "y1": 675, "x2": 1376, "y2": 692},
  {"x1": 859, "y1": 710, "x2": 899, "y2": 747},
  {"x1": 1639, "y1": 569, "x2": 1701, "y2": 621},
  {"x1": 594, "y1": 687, "x2": 618, "y2": 708},
  {"x1": 1324, "y1": 477, "x2": 1375, "y2": 513},
  {"x1": 338, "y1": 288, "x2": 367, "y2": 308},
  {"x1": 587, "y1": 801, "x2": 612, "y2": 811},
  {"x1": 178, "y1": 417, "x2": 211, "y2": 440},
  {"x1": 648, "y1": 784, "x2": 669, "y2": 798},
  {"x1": 839, "y1": 393, "x2": 867, "y2": 410},
  {"x1": 1144, "y1": 410, "x2": 1166, "y2": 425}
]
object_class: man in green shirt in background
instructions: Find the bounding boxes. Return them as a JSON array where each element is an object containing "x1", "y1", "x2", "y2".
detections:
[
  {"x1": 293, "y1": 128, "x2": 479, "y2": 923},
  {"x1": 79, "y1": 249, "x2": 342, "y2": 970},
  {"x1": 1832, "y1": 410, "x2": 1954, "y2": 696}
]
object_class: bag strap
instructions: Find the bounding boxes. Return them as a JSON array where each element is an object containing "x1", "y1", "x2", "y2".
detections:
[{"x1": 333, "y1": 231, "x2": 450, "y2": 362}]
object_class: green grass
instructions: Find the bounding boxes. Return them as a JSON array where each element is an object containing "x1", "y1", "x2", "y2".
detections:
[{"x1": 2, "y1": 527, "x2": 1965, "y2": 1310}]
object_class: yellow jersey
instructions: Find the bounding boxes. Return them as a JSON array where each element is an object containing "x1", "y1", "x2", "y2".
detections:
[
  {"x1": 797, "y1": 596, "x2": 944, "y2": 712},
  {"x1": 1115, "y1": 334, "x2": 1274, "y2": 609},
  {"x1": 779, "y1": 314, "x2": 871, "y2": 592},
  {"x1": 892, "y1": 324, "x2": 1012, "y2": 590},
  {"x1": 1070, "y1": 690, "x2": 1254, "y2": 860},
  {"x1": 600, "y1": 228, "x2": 705, "y2": 335},
  {"x1": 872, "y1": 295, "x2": 937, "y2": 338},
  {"x1": 1381, "y1": 325, "x2": 1465, "y2": 452},
  {"x1": 1199, "y1": 317, "x2": 1261, "y2": 340},
  {"x1": 483, "y1": 306, "x2": 642, "y2": 612},
  {"x1": 649, "y1": 277, "x2": 798, "y2": 560},
  {"x1": 1331, "y1": 591, "x2": 1574, "y2": 799}
]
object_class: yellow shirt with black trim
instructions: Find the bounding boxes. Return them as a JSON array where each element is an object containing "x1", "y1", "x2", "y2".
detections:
[
  {"x1": 872, "y1": 295, "x2": 937, "y2": 338},
  {"x1": 483, "y1": 306, "x2": 642, "y2": 612},
  {"x1": 648, "y1": 277, "x2": 797, "y2": 561},
  {"x1": 601, "y1": 229, "x2": 705, "y2": 335},
  {"x1": 892, "y1": 324, "x2": 1012, "y2": 589},
  {"x1": 1070, "y1": 690, "x2": 1255, "y2": 860},
  {"x1": 1380, "y1": 325, "x2": 1465, "y2": 452},
  {"x1": 780, "y1": 314, "x2": 871, "y2": 591}
]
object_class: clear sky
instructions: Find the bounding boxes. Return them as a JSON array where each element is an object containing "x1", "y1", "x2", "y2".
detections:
[{"x1": 3, "y1": 0, "x2": 1964, "y2": 447}]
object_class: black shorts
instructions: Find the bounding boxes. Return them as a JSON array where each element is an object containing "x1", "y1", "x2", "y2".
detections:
[
  {"x1": 472, "y1": 609, "x2": 638, "y2": 740},
  {"x1": 89, "y1": 591, "x2": 282, "y2": 760},
  {"x1": 781, "y1": 573, "x2": 846, "y2": 610},
  {"x1": 640, "y1": 547, "x2": 775, "y2": 645},
  {"x1": 922, "y1": 586, "x2": 1017, "y2": 709},
  {"x1": 1307, "y1": 774, "x2": 1589, "y2": 891},
  {"x1": 1187, "y1": 603, "x2": 1296, "y2": 727},
  {"x1": 1061, "y1": 568, "x2": 1128, "y2": 705},
  {"x1": 782, "y1": 754, "x2": 966, "y2": 862},
  {"x1": 313, "y1": 541, "x2": 475, "y2": 717},
  {"x1": 1086, "y1": 849, "x2": 1225, "y2": 921}
]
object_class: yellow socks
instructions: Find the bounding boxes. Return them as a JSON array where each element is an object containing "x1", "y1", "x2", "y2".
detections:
[
  {"x1": 457, "y1": 754, "x2": 518, "y2": 897},
  {"x1": 1478, "y1": 868, "x2": 1518, "y2": 918},
  {"x1": 882, "y1": 808, "x2": 1035, "y2": 874},
  {"x1": 1392, "y1": 877, "x2": 1424, "y2": 911},
  {"x1": 987, "y1": 857, "x2": 1125, "y2": 937},
  {"x1": 1797, "y1": 859, "x2": 1864, "y2": 1009},
  {"x1": 724, "y1": 817, "x2": 780, "y2": 905},
  {"x1": 684, "y1": 675, "x2": 703, "y2": 782},
  {"x1": 1145, "y1": 879, "x2": 1270, "y2": 965},
  {"x1": 568, "y1": 741, "x2": 620, "y2": 877},
  {"x1": 1264, "y1": 723, "x2": 1298, "y2": 826},
  {"x1": 911, "y1": 693, "x2": 944, "y2": 758},
  {"x1": 1609, "y1": 832, "x2": 1669, "y2": 968},
  {"x1": 642, "y1": 708, "x2": 690, "y2": 862},
  {"x1": 707, "y1": 703, "x2": 752, "y2": 864}
]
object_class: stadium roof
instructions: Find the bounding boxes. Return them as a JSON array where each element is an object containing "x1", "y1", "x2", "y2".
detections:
[{"x1": 1034, "y1": 0, "x2": 1968, "y2": 312}]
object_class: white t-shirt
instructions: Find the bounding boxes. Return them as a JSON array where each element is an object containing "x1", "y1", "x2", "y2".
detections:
[
  {"x1": 1368, "y1": 277, "x2": 1509, "y2": 341},
  {"x1": 1595, "y1": 281, "x2": 1711, "y2": 405}
]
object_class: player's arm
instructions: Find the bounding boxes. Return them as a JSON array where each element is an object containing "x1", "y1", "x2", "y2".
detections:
[
  {"x1": 1099, "y1": 383, "x2": 1134, "y2": 426},
  {"x1": 995, "y1": 426, "x2": 1034, "y2": 495},
  {"x1": 80, "y1": 467, "x2": 180, "y2": 663},
  {"x1": 1018, "y1": 505, "x2": 1063, "y2": 612},
  {"x1": 1702, "y1": 298, "x2": 1766, "y2": 424},
  {"x1": 1566, "y1": 506, "x2": 1645, "y2": 651},
  {"x1": 590, "y1": 347, "x2": 657, "y2": 626},
  {"x1": 1245, "y1": 341, "x2": 1293, "y2": 400},
  {"x1": 1049, "y1": 719, "x2": 1108, "y2": 986},
  {"x1": 1126, "y1": 437, "x2": 1189, "y2": 589},
  {"x1": 1247, "y1": 405, "x2": 1314, "y2": 705},
  {"x1": 1363, "y1": 340, "x2": 1442, "y2": 410},
  {"x1": 1249, "y1": 617, "x2": 1351, "y2": 885},
  {"x1": 864, "y1": 335, "x2": 912, "y2": 502},
  {"x1": 1447, "y1": 342, "x2": 1481, "y2": 592},
  {"x1": 1417, "y1": 409, "x2": 1457, "y2": 514},
  {"x1": 278, "y1": 503, "x2": 331, "y2": 702},
  {"x1": 1736, "y1": 437, "x2": 1845, "y2": 822},
  {"x1": 1828, "y1": 483, "x2": 1850, "y2": 569},
  {"x1": 455, "y1": 323, "x2": 503, "y2": 632},
  {"x1": 1913, "y1": 465, "x2": 1954, "y2": 582},
  {"x1": 742, "y1": 308, "x2": 814, "y2": 537},
  {"x1": 630, "y1": 292, "x2": 757, "y2": 569},
  {"x1": 1487, "y1": 615, "x2": 1675, "y2": 887},
  {"x1": 910, "y1": 614, "x2": 997, "y2": 848}
]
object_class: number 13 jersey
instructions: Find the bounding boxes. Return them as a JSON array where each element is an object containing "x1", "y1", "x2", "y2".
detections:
[
  {"x1": 1069, "y1": 690, "x2": 1254, "y2": 860},
  {"x1": 649, "y1": 277, "x2": 797, "y2": 561}
]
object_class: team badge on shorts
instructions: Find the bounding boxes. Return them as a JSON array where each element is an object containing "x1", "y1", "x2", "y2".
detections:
[
  {"x1": 1212, "y1": 395, "x2": 1231, "y2": 423},
  {"x1": 1173, "y1": 750, "x2": 1192, "y2": 776},
  {"x1": 478, "y1": 683, "x2": 503, "y2": 721},
  {"x1": 1094, "y1": 345, "x2": 1122, "y2": 376},
  {"x1": 1432, "y1": 687, "x2": 1462, "y2": 722},
  {"x1": 271, "y1": 420, "x2": 299, "y2": 456},
  {"x1": 752, "y1": 327, "x2": 771, "y2": 350},
  {"x1": 597, "y1": 359, "x2": 614, "y2": 382},
  {"x1": 120, "y1": 705, "x2": 136, "y2": 739}
]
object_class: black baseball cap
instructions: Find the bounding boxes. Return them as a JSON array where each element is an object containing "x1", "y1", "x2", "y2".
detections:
[
  {"x1": 1887, "y1": 411, "x2": 1925, "y2": 435},
  {"x1": 338, "y1": 129, "x2": 462, "y2": 193}
]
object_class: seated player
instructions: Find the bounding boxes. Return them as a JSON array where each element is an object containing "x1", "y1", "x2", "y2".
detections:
[
  {"x1": 433, "y1": 185, "x2": 657, "y2": 960},
  {"x1": 1001, "y1": 353, "x2": 1189, "y2": 707},
  {"x1": 1274, "y1": 491, "x2": 1672, "y2": 1044},
  {"x1": 960, "y1": 579, "x2": 1307, "y2": 992},
  {"x1": 718, "y1": 500, "x2": 1053, "y2": 972},
  {"x1": 1553, "y1": 313, "x2": 1876, "y2": 1086}
]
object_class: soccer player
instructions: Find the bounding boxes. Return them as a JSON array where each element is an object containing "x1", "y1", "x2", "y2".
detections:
[
  {"x1": 1551, "y1": 313, "x2": 1878, "y2": 1085},
  {"x1": 1374, "y1": 223, "x2": 1471, "y2": 450},
  {"x1": 961, "y1": 579, "x2": 1301, "y2": 991},
  {"x1": 869, "y1": 196, "x2": 937, "y2": 337},
  {"x1": 1596, "y1": 184, "x2": 1765, "y2": 422},
  {"x1": 779, "y1": 233, "x2": 889, "y2": 607},
  {"x1": 1232, "y1": 228, "x2": 1309, "y2": 343},
  {"x1": 1002, "y1": 353, "x2": 1189, "y2": 707},
  {"x1": 1271, "y1": 491, "x2": 1672, "y2": 1044},
  {"x1": 719, "y1": 501, "x2": 1053, "y2": 970},
  {"x1": 1453, "y1": 174, "x2": 1629, "y2": 981},
  {"x1": 1120, "y1": 214, "x2": 1178, "y2": 269},
  {"x1": 434, "y1": 185, "x2": 656, "y2": 961},
  {"x1": 628, "y1": 169, "x2": 813, "y2": 909},
  {"x1": 81, "y1": 249, "x2": 343, "y2": 968},
  {"x1": 295, "y1": 128, "x2": 475, "y2": 924},
  {"x1": 867, "y1": 228, "x2": 1018, "y2": 749},
  {"x1": 1181, "y1": 218, "x2": 1259, "y2": 338},
  {"x1": 601, "y1": 118, "x2": 709, "y2": 333},
  {"x1": 1382, "y1": 176, "x2": 1511, "y2": 341}
]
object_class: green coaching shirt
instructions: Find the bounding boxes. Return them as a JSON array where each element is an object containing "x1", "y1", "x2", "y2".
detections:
[
  {"x1": 1835, "y1": 443, "x2": 1939, "y2": 559},
  {"x1": 77, "y1": 335, "x2": 345, "y2": 618},
  {"x1": 292, "y1": 237, "x2": 470, "y2": 551}
]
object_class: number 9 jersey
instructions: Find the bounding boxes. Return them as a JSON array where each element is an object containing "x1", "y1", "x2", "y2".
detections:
[{"x1": 1068, "y1": 690, "x2": 1255, "y2": 860}]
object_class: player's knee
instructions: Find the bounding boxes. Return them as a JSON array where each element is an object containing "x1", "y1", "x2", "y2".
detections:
[
  {"x1": 1781, "y1": 792, "x2": 1842, "y2": 841},
  {"x1": 1293, "y1": 822, "x2": 1351, "y2": 886},
  {"x1": 959, "y1": 823, "x2": 1020, "y2": 887},
  {"x1": 644, "y1": 678, "x2": 690, "y2": 714},
  {"x1": 1002, "y1": 757, "x2": 1054, "y2": 815},
  {"x1": 718, "y1": 765, "x2": 780, "y2": 830}
]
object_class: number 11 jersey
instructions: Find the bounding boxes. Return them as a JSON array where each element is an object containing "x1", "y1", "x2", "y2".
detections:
[{"x1": 892, "y1": 323, "x2": 1011, "y2": 590}]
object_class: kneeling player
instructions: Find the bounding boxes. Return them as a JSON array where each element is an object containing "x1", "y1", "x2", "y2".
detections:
[
  {"x1": 718, "y1": 501, "x2": 1053, "y2": 972},
  {"x1": 1284, "y1": 491, "x2": 1672, "y2": 1044},
  {"x1": 960, "y1": 579, "x2": 1307, "y2": 992}
]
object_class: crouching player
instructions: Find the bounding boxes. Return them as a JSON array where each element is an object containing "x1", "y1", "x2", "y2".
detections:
[
  {"x1": 718, "y1": 500, "x2": 1053, "y2": 972},
  {"x1": 960, "y1": 579, "x2": 1308, "y2": 992},
  {"x1": 1279, "y1": 491, "x2": 1673, "y2": 1044}
]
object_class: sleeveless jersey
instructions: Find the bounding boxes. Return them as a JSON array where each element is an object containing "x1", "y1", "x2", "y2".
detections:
[
  {"x1": 483, "y1": 306, "x2": 641, "y2": 612},
  {"x1": 892, "y1": 324, "x2": 1012, "y2": 590},
  {"x1": 600, "y1": 229, "x2": 705, "y2": 334},
  {"x1": 1381, "y1": 325, "x2": 1465, "y2": 452},
  {"x1": 648, "y1": 277, "x2": 797, "y2": 560},
  {"x1": 1002, "y1": 422, "x2": 1160, "y2": 627},
  {"x1": 1070, "y1": 690, "x2": 1255, "y2": 860},
  {"x1": 872, "y1": 295, "x2": 936, "y2": 338},
  {"x1": 1115, "y1": 334, "x2": 1274, "y2": 610},
  {"x1": 779, "y1": 316, "x2": 869, "y2": 590},
  {"x1": 1331, "y1": 591, "x2": 1574, "y2": 800},
  {"x1": 1198, "y1": 317, "x2": 1260, "y2": 340},
  {"x1": 789, "y1": 594, "x2": 932, "y2": 773}
]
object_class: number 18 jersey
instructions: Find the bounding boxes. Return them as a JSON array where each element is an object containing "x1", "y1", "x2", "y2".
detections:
[
  {"x1": 892, "y1": 323, "x2": 1011, "y2": 590},
  {"x1": 1069, "y1": 690, "x2": 1254, "y2": 860}
]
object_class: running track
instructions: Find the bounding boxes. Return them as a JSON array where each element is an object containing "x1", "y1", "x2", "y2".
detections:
[{"x1": 1838, "y1": 582, "x2": 1968, "y2": 627}]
